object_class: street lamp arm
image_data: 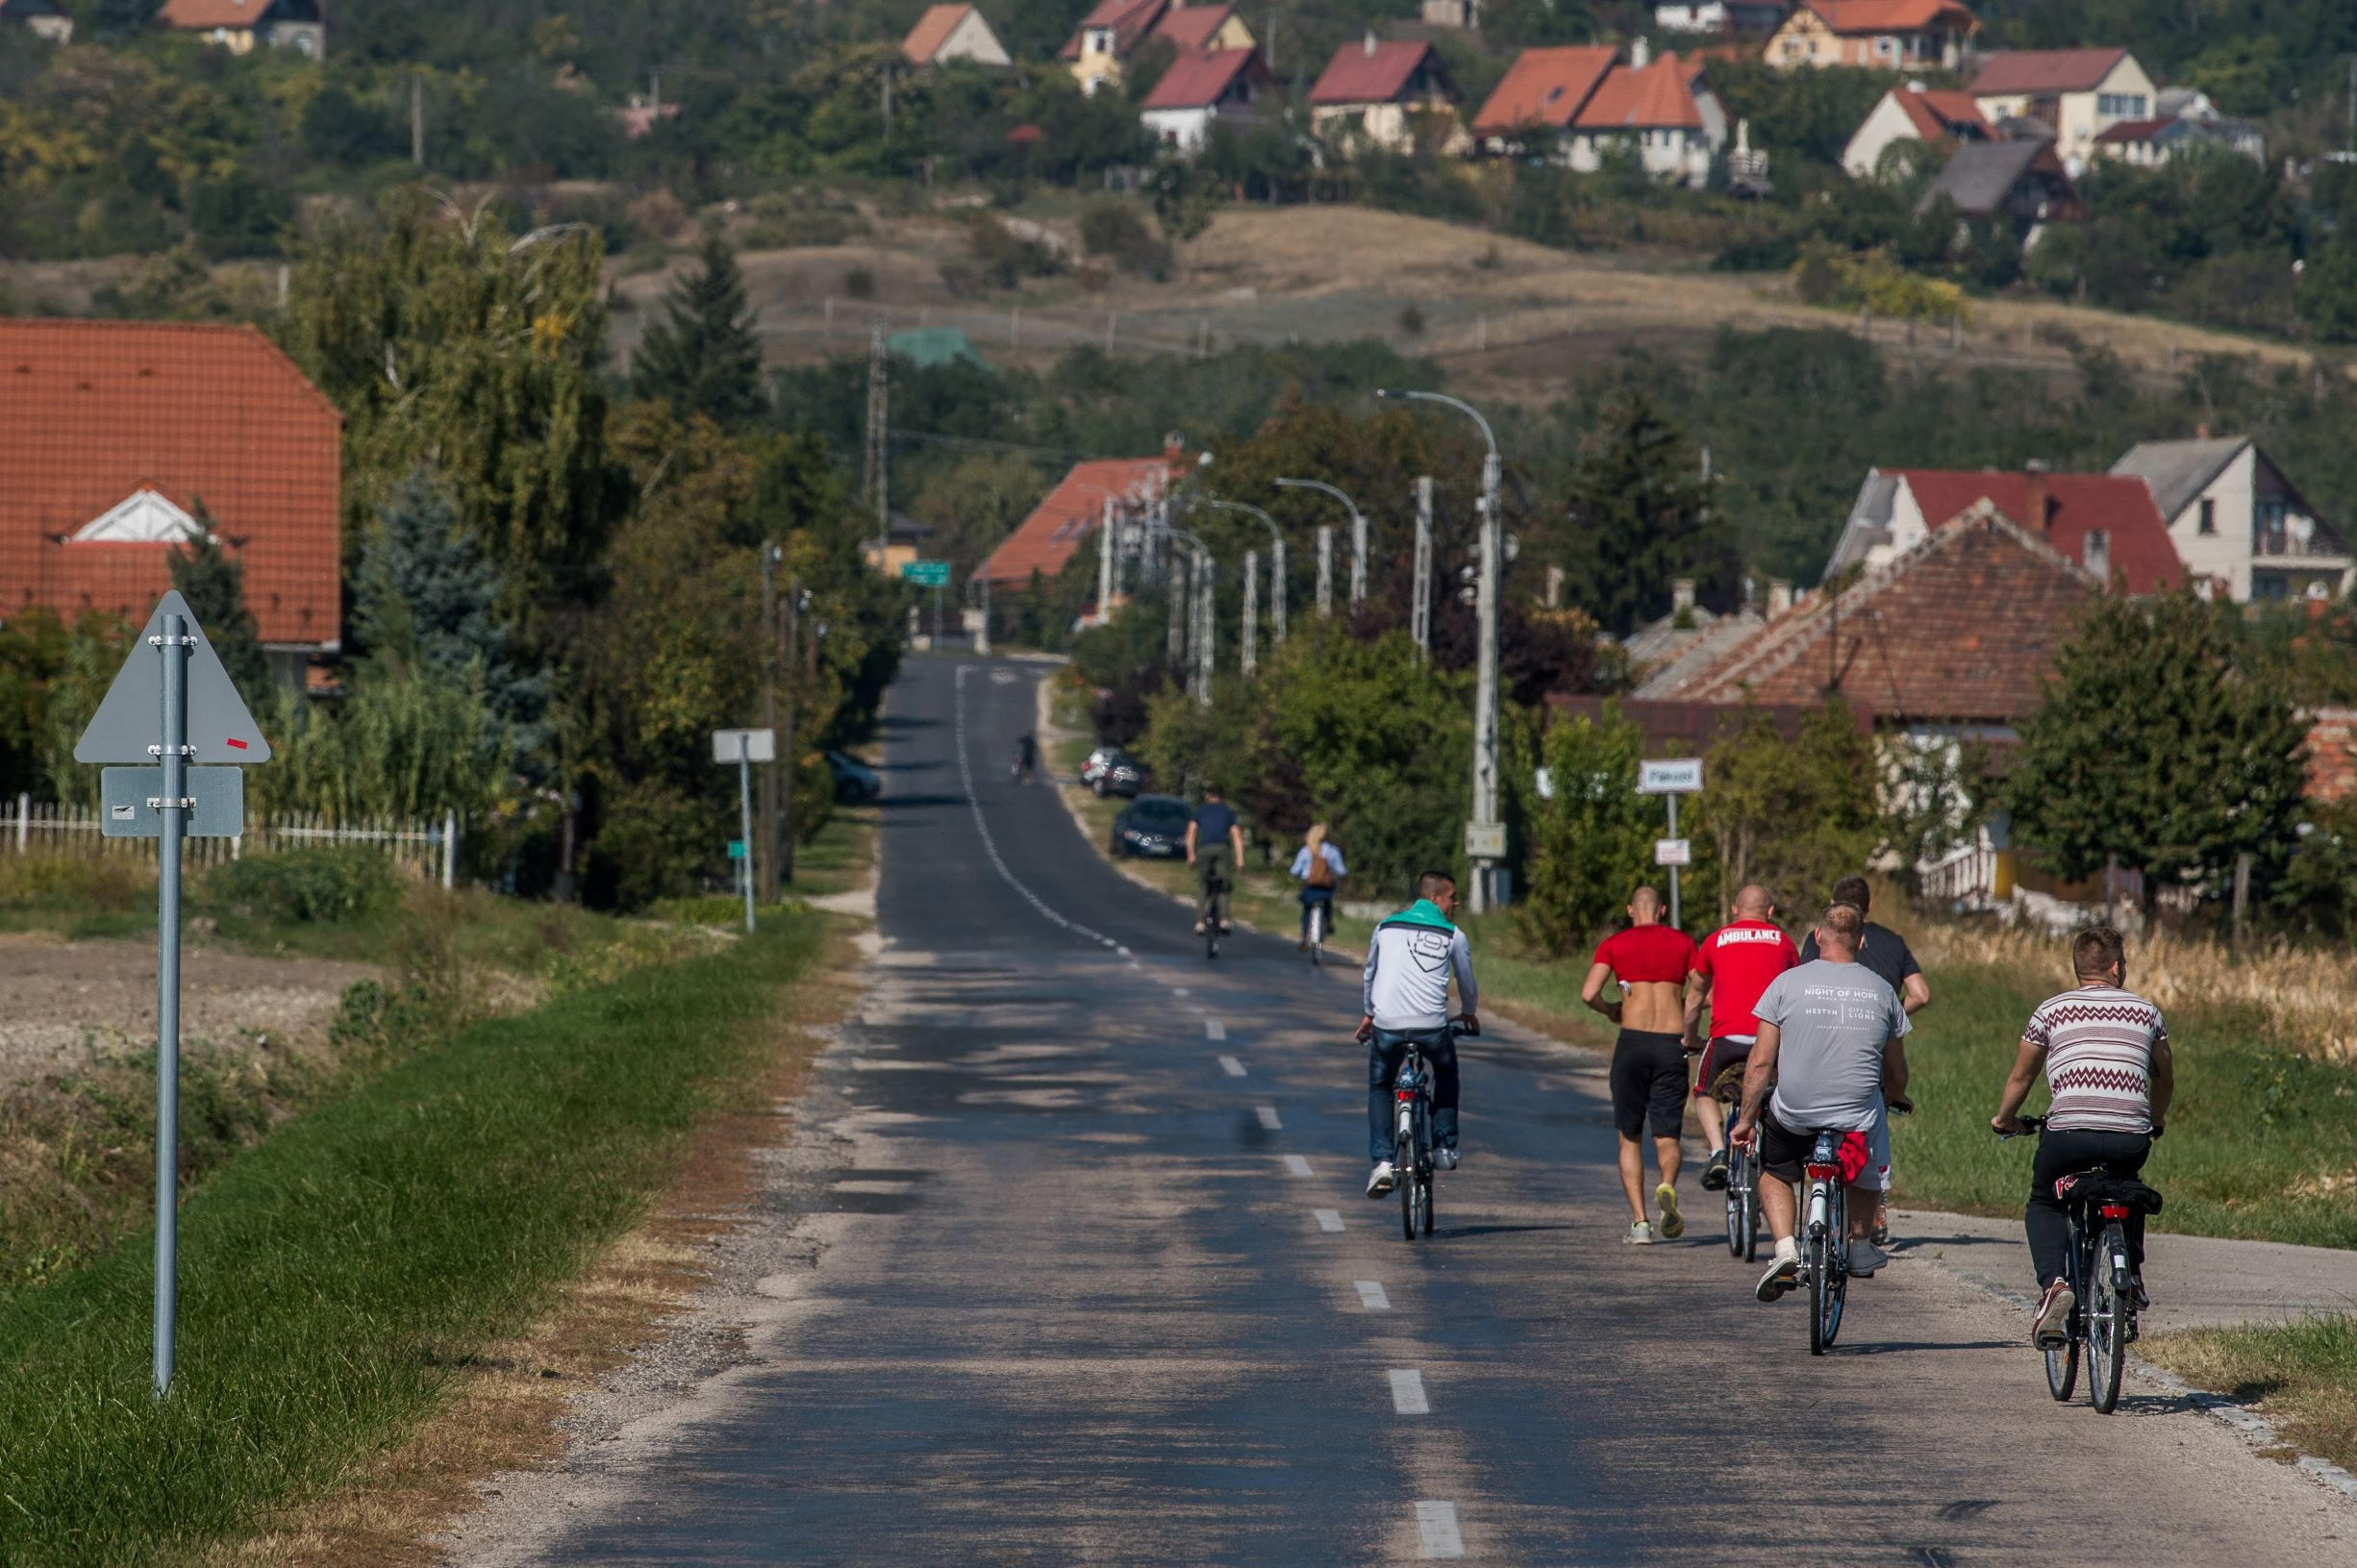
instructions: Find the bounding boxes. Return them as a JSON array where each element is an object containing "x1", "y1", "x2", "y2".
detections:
[
  {"x1": 1374, "y1": 387, "x2": 1497, "y2": 462},
  {"x1": 1272, "y1": 476, "x2": 1365, "y2": 528},
  {"x1": 1200, "y1": 496, "x2": 1282, "y2": 549}
]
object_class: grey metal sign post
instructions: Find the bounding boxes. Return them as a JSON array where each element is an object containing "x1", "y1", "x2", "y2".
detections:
[
  {"x1": 1638, "y1": 758, "x2": 1704, "y2": 931},
  {"x1": 713, "y1": 729, "x2": 775, "y2": 935},
  {"x1": 74, "y1": 590, "x2": 271, "y2": 1400}
]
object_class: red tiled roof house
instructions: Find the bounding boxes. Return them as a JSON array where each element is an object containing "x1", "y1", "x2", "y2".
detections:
[
  {"x1": 157, "y1": 0, "x2": 325, "y2": 58},
  {"x1": 1765, "y1": 1, "x2": 1976, "y2": 73},
  {"x1": 1827, "y1": 465, "x2": 2180, "y2": 593},
  {"x1": 0, "y1": 320, "x2": 343, "y2": 685},
  {"x1": 1309, "y1": 36, "x2": 1467, "y2": 157},
  {"x1": 1969, "y1": 48, "x2": 2156, "y2": 163},
  {"x1": 978, "y1": 455, "x2": 1178, "y2": 605},
  {"x1": 1141, "y1": 47, "x2": 1278, "y2": 155},
  {"x1": 1469, "y1": 45, "x2": 1618, "y2": 153},
  {"x1": 1060, "y1": 0, "x2": 1253, "y2": 94},
  {"x1": 1561, "y1": 43, "x2": 1725, "y2": 187},
  {"x1": 901, "y1": 3, "x2": 1011, "y2": 67},
  {"x1": 1842, "y1": 83, "x2": 1993, "y2": 178}
]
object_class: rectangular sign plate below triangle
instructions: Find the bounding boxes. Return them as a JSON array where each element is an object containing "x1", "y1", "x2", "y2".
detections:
[
  {"x1": 100, "y1": 767, "x2": 245, "y2": 839},
  {"x1": 73, "y1": 590, "x2": 272, "y2": 766}
]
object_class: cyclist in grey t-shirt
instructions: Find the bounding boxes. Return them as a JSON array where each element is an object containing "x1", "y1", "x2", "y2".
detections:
[{"x1": 1731, "y1": 904, "x2": 1911, "y2": 1302}]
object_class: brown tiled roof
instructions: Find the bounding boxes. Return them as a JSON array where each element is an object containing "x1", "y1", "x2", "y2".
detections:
[
  {"x1": 1893, "y1": 87, "x2": 1991, "y2": 140},
  {"x1": 0, "y1": 320, "x2": 342, "y2": 648},
  {"x1": 1470, "y1": 45, "x2": 1617, "y2": 135},
  {"x1": 1150, "y1": 5, "x2": 1235, "y2": 51},
  {"x1": 1310, "y1": 38, "x2": 1444, "y2": 106},
  {"x1": 902, "y1": 3, "x2": 974, "y2": 63},
  {"x1": 1656, "y1": 503, "x2": 2095, "y2": 724},
  {"x1": 1894, "y1": 470, "x2": 2177, "y2": 592},
  {"x1": 2094, "y1": 115, "x2": 2172, "y2": 144},
  {"x1": 1969, "y1": 47, "x2": 2131, "y2": 96},
  {"x1": 1057, "y1": 0, "x2": 1165, "y2": 60},
  {"x1": 979, "y1": 457, "x2": 1173, "y2": 588},
  {"x1": 157, "y1": 0, "x2": 300, "y2": 28},
  {"x1": 1573, "y1": 54, "x2": 1706, "y2": 133},
  {"x1": 1141, "y1": 46, "x2": 1266, "y2": 111},
  {"x1": 1806, "y1": 0, "x2": 1976, "y2": 34}
]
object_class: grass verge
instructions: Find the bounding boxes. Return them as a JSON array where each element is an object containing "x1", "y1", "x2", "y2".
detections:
[
  {"x1": 0, "y1": 909, "x2": 831, "y2": 1568},
  {"x1": 2141, "y1": 1318, "x2": 2357, "y2": 1475}
]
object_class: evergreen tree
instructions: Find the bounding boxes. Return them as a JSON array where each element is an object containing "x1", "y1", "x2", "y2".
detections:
[
  {"x1": 355, "y1": 469, "x2": 552, "y2": 766},
  {"x1": 1558, "y1": 394, "x2": 1737, "y2": 637},
  {"x1": 2008, "y1": 591, "x2": 2308, "y2": 910},
  {"x1": 168, "y1": 519, "x2": 273, "y2": 696},
  {"x1": 630, "y1": 236, "x2": 765, "y2": 427}
]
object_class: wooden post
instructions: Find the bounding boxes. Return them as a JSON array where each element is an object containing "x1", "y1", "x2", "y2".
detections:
[{"x1": 2232, "y1": 852, "x2": 2252, "y2": 944}]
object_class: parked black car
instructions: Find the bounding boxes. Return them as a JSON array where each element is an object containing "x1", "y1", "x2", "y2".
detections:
[
  {"x1": 1082, "y1": 745, "x2": 1145, "y2": 798},
  {"x1": 1111, "y1": 793, "x2": 1191, "y2": 859},
  {"x1": 826, "y1": 751, "x2": 882, "y2": 803}
]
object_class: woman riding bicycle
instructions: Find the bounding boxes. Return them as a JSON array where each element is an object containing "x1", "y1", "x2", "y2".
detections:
[{"x1": 1290, "y1": 823, "x2": 1346, "y2": 951}]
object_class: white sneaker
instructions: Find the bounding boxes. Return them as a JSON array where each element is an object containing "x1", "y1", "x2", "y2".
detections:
[
  {"x1": 1436, "y1": 1146, "x2": 1460, "y2": 1170},
  {"x1": 1366, "y1": 1162, "x2": 1396, "y2": 1198},
  {"x1": 1625, "y1": 1220, "x2": 1656, "y2": 1245},
  {"x1": 1756, "y1": 1242, "x2": 1800, "y2": 1302},
  {"x1": 1847, "y1": 1238, "x2": 1889, "y2": 1277}
]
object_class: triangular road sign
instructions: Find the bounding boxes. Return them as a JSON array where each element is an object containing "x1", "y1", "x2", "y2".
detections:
[{"x1": 74, "y1": 591, "x2": 273, "y2": 765}]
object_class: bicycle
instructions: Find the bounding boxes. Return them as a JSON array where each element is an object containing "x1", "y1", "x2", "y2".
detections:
[
  {"x1": 1711, "y1": 1068, "x2": 1759, "y2": 1261},
  {"x1": 1305, "y1": 897, "x2": 1330, "y2": 968},
  {"x1": 1199, "y1": 866, "x2": 1229, "y2": 960},
  {"x1": 1797, "y1": 1128, "x2": 1854, "y2": 1356},
  {"x1": 1997, "y1": 1114, "x2": 2158, "y2": 1415},
  {"x1": 1392, "y1": 1018, "x2": 1475, "y2": 1243}
]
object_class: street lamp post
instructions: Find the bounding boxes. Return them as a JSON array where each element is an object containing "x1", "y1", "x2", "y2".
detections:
[
  {"x1": 1377, "y1": 387, "x2": 1503, "y2": 915},
  {"x1": 1163, "y1": 525, "x2": 1218, "y2": 706},
  {"x1": 1273, "y1": 477, "x2": 1368, "y2": 610},
  {"x1": 1201, "y1": 498, "x2": 1286, "y2": 653}
]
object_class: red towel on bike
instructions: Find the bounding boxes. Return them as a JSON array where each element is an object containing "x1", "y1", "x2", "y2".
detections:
[{"x1": 1836, "y1": 1131, "x2": 1871, "y2": 1183}]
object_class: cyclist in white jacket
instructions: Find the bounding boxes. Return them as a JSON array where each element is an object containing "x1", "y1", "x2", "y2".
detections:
[{"x1": 1356, "y1": 871, "x2": 1480, "y2": 1197}]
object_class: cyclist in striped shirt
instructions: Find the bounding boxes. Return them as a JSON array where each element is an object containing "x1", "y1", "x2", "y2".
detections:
[{"x1": 1993, "y1": 927, "x2": 2175, "y2": 1345}]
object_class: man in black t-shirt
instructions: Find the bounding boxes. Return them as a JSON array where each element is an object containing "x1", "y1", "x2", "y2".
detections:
[
  {"x1": 1797, "y1": 874, "x2": 1930, "y2": 1246},
  {"x1": 1186, "y1": 785, "x2": 1247, "y2": 934}
]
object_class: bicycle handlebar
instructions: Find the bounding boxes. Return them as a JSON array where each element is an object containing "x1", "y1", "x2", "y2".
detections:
[{"x1": 1994, "y1": 1112, "x2": 2047, "y2": 1141}]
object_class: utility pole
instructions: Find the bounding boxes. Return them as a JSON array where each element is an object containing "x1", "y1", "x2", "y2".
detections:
[
  {"x1": 881, "y1": 63, "x2": 892, "y2": 145},
  {"x1": 976, "y1": 570, "x2": 991, "y2": 654},
  {"x1": 1202, "y1": 498, "x2": 1285, "y2": 651},
  {"x1": 1195, "y1": 548, "x2": 1214, "y2": 705},
  {"x1": 863, "y1": 318, "x2": 889, "y2": 568},
  {"x1": 1316, "y1": 525, "x2": 1333, "y2": 617},
  {"x1": 759, "y1": 545, "x2": 781, "y2": 903},
  {"x1": 778, "y1": 579, "x2": 802, "y2": 884},
  {"x1": 1412, "y1": 476, "x2": 1434, "y2": 661},
  {"x1": 651, "y1": 67, "x2": 663, "y2": 119},
  {"x1": 1242, "y1": 549, "x2": 1259, "y2": 677},
  {"x1": 411, "y1": 72, "x2": 425, "y2": 165},
  {"x1": 1353, "y1": 507, "x2": 1367, "y2": 607},
  {"x1": 1168, "y1": 544, "x2": 1188, "y2": 666},
  {"x1": 1096, "y1": 496, "x2": 1116, "y2": 624}
]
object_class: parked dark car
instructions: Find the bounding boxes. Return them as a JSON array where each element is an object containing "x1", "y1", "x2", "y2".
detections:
[
  {"x1": 826, "y1": 751, "x2": 882, "y2": 803},
  {"x1": 1112, "y1": 793, "x2": 1191, "y2": 859},
  {"x1": 1082, "y1": 745, "x2": 1144, "y2": 798}
]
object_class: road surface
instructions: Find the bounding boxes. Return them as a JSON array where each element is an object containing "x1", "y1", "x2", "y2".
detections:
[{"x1": 449, "y1": 653, "x2": 2353, "y2": 1567}]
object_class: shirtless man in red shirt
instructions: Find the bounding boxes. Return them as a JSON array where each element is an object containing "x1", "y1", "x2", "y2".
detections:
[
  {"x1": 1582, "y1": 886, "x2": 1700, "y2": 1244},
  {"x1": 1682, "y1": 884, "x2": 1799, "y2": 1192}
]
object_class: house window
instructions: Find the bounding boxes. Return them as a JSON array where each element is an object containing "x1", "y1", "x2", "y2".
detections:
[
  {"x1": 1874, "y1": 37, "x2": 1894, "y2": 57},
  {"x1": 2197, "y1": 497, "x2": 2216, "y2": 535},
  {"x1": 1086, "y1": 27, "x2": 1112, "y2": 55},
  {"x1": 2096, "y1": 93, "x2": 2148, "y2": 118},
  {"x1": 2083, "y1": 529, "x2": 2111, "y2": 580}
]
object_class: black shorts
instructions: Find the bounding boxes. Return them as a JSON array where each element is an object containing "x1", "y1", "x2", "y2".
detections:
[
  {"x1": 1692, "y1": 1034, "x2": 1756, "y2": 1101},
  {"x1": 1611, "y1": 1030, "x2": 1689, "y2": 1140},
  {"x1": 1757, "y1": 1111, "x2": 1881, "y2": 1190}
]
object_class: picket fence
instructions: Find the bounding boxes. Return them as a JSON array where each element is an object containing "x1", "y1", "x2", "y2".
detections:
[{"x1": 7, "y1": 792, "x2": 458, "y2": 886}]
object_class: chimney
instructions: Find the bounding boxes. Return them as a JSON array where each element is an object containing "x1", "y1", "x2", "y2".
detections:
[
  {"x1": 1907, "y1": 78, "x2": 1927, "y2": 93},
  {"x1": 1364, "y1": 29, "x2": 1377, "y2": 56},
  {"x1": 1631, "y1": 34, "x2": 1651, "y2": 68},
  {"x1": 2023, "y1": 459, "x2": 2053, "y2": 535},
  {"x1": 1671, "y1": 578, "x2": 1695, "y2": 614},
  {"x1": 1768, "y1": 578, "x2": 1793, "y2": 617},
  {"x1": 2083, "y1": 529, "x2": 2110, "y2": 583},
  {"x1": 1164, "y1": 430, "x2": 1184, "y2": 461}
]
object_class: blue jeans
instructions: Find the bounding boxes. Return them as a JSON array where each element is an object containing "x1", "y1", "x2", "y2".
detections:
[
  {"x1": 1368, "y1": 1026, "x2": 1459, "y2": 1164},
  {"x1": 1299, "y1": 886, "x2": 1334, "y2": 938}
]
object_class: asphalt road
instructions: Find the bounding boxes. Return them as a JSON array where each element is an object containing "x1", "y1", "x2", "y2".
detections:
[{"x1": 462, "y1": 652, "x2": 2354, "y2": 1567}]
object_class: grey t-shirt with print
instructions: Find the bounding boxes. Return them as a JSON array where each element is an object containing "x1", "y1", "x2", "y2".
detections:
[{"x1": 1755, "y1": 958, "x2": 1910, "y2": 1132}]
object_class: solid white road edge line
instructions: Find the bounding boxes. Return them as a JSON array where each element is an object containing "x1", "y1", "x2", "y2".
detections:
[{"x1": 1389, "y1": 1369, "x2": 1428, "y2": 1414}]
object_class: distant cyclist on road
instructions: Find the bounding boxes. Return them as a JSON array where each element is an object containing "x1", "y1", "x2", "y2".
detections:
[
  {"x1": 1732, "y1": 903, "x2": 1910, "y2": 1301},
  {"x1": 1683, "y1": 884, "x2": 1799, "y2": 1193},
  {"x1": 1013, "y1": 732, "x2": 1039, "y2": 784},
  {"x1": 1357, "y1": 871, "x2": 1480, "y2": 1198},
  {"x1": 1798, "y1": 874, "x2": 1929, "y2": 1244},
  {"x1": 1290, "y1": 823, "x2": 1346, "y2": 950},
  {"x1": 1992, "y1": 927, "x2": 2173, "y2": 1347},
  {"x1": 1582, "y1": 886, "x2": 1699, "y2": 1244},
  {"x1": 1186, "y1": 784, "x2": 1246, "y2": 936}
]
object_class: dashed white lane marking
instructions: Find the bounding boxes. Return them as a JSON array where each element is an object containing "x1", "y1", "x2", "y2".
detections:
[
  {"x1": 1389, "y1": 1370, "x2": 1429, "y2": 1414},
  {"x1": 1116, "y1": 946, "x2": 1132, "y2": 958},
  {"x1": 1315, "y1": 1209, "x2": 1344, "y2": 1232},
  {"x1": 1355, "y1": 1281, "x2": 1392, "y2": 1310},
  {"x1": 1282, "y1": 1155, "x2": 1314, "y2": 1178},
  {"x1": 1255, "y1": 1106, "x2": 1283, "y2": 1131},
  {"x1": 1218, "y1": 1055, "x2": 1245, "y2": 1077},
  {"x1": 1204, "y1": 1019, "x2": 1226, "y2": 1040},
  {"x1": 951, "y1": 668, "x2": 1116, "y2": 950},
  {"x1": 1171, "y1": 987, "x2": 1190, "y2": 997},
  {"x1": 1415, "y1": 1501, "x2": 1464, "y2": 1558}
]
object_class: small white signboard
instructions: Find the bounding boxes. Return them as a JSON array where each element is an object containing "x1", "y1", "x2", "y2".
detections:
[
  {"x1": 1654, "y1": 837, "x2": 1693, "y2": 867},
  {"x1": 711, "y1": 729, "x2": 776, "y2": 764},
  {"x1": 1464, "y1": 821, "x2": 1507, "y2": 859},
  {"x1": 1637, "y1": 758, "x2": 1703, "y2": 795}
]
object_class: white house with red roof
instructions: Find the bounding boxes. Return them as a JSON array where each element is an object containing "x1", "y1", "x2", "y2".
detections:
[
  {"x1": 978, "y1": 452, "x2": 1181, "y2": 599},
  {"x1": 1969, "y1": 48, "x2": 2155, "y2": 166},
  {"x1": 1764, "y1": 1, "x2": 1975, "y2": 71},
  {"x1": 900, "y1": 4, "x2": 1010, "y2": 67},
  {"x1": 1842, "y1": 82, "x2": 1994, "y2": 179},
  {"x1": 1469, "y1": 44, "x2": 1619, "y2": 154},
  {"x1": 157, "y1": 0, "x2": 324, "y2": 56},
  {"x1": 1560, "y1": 41, "x2": 1725, "y2": 185},
  {"x1": 1825, "y1": 465, "x2": 2181, "y2": 593},
  {"x1": 1059, "y1": 0, "x2": 1252, "y2": 94},
  {"x1": 1309, "y1": 36, "x2": 1467, "y2": 156},
  {"x1": 1141, "y1": 47, "x2": 1278, "y2": 154},
  {"x1": 0, "y1": 320, "x2": 344, "y2": 686}
]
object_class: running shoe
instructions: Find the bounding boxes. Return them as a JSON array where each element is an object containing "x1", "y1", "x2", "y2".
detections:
[
  {"x1": 1700, "y1": 1149, "x2": 1730, "y2": 1191},
  {"x1": 1655, "y1": 1182, "x2": 1684, "y2": 1239},
  {"x1": 2033, "y1": 1280, "x2": 2076, "y2": 1348},
  {"x1": 1871, "y1": 1197, "x2": 1891, "y2": 1248},
  {"x1": 1847, "y1": 1238, "x2": 1888, "y2": 1278},
  {"x1": 1755, "y1": 1246, "x2": 1800, "y2": 1302},
  {"x1": 1435, "y1": 1146, "x2": 1460, "y2": 1171},
  {"x1": 2131, "y1": 1277, "x2": 2151, "y2": 1312},
  {"x1": 1366, "y1": 1162, "x2": 1396, "y2": 1198},
  {"x1": 1625, "y1": 1220, "x2": 1656, "y2": 1245}
]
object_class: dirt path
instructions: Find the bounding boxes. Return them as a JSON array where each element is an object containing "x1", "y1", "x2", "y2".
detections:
[{"x1": 0, "y1": 932, "x2": 377, "y2": 1084}]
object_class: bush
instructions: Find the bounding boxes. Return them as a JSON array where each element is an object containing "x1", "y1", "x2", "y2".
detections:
[
  {"x1": 0, "y1": 853, "x2": 152, "y2": 913},
  {"x1": 206, "y1": 849, "x2": 401, "y2": 925},
  {"x1": 1078, "y1": 200, "x2": 1169, "y2": 276}
]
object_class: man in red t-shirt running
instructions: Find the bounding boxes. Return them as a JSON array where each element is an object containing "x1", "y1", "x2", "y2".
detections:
[
  {"x1": 1582, "y1": 886, "x2": 1701, "y2": 1244},
  {"x1": 1683, "y1": 884, "x2": 1799, "y2": 1192}
]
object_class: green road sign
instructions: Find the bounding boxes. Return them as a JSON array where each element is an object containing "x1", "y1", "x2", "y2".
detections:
[
  {"x1": 901, "y1": 560, "x2": 950, "y2": 587},
  {"x1": 728, "y1": 839, "x2": 748, "y2": 860}
]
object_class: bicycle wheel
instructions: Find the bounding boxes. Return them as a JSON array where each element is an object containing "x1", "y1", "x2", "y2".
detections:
[
  {"x1": 1418, "y1": 1159, "x2": 1435, "y2": 1237},
  {"x1": 1309, "y1": 906, "x2": 1324, "y2": 967},
  {"x1": 2044, "y1": 1222, "x2": 2083, "y2": 1402},
  {"x1": 1807, "y1": 1223, "x2": 1836, "y2": 1356},
  {"x1": 1724, "y1": 1171, "x2": 1746, "y2": 1257},
  {"x1": 1398, "y1": 1133, "x2": 1418, "y2": 1241},
  {"x1": 2088, "y1": 1222, "x2": 2131, "y2": 1414}
]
